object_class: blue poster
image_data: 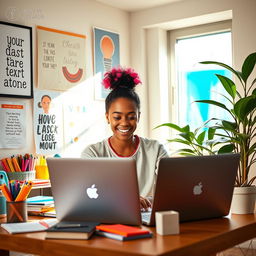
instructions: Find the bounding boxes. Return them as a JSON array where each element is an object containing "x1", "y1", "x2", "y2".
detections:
[{"x1": 94, "y1": 27, "x2": 120, "y2": 99}]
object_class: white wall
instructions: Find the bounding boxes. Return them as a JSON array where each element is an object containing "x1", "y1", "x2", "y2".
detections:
[
  {"x1": 130, "y1": 0, "x2": 256, "y2": 141},
  {"x1": 0, "y1": 0, "x2": 130, "y2": 159},
  {"x1": 1, "y1": 0, "x2": 256, "y2": 160}
]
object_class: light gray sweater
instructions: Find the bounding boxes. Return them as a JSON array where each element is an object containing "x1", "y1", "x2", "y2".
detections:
[{"x1": 81, "y1": 136, "x2": 169, "y2": 197}]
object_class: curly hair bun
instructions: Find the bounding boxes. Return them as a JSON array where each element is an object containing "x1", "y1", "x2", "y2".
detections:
[{"x1": 102, "y1": 67, "x2": 141, "y2": 90}]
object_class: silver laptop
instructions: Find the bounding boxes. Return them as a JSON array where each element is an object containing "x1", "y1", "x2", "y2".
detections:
[
  {"x1": 142, "y1": 153, "x2": 240, "y2": 226},
  {"x1": 47, "y1": 158, "x2": 141, "y2": 225}
]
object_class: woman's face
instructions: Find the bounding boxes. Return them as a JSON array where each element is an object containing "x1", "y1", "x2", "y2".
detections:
[
  {"x1": 41, "y1": 96, "x2": 51, "y2": 114},
  {"x1": 106, "y1": 97, "x2": 140, "y2": 141}
]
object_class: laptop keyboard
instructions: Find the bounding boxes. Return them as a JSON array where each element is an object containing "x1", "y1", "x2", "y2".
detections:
[{"x1": 141, "y1": 209, "x2": 152, "y2": 224}]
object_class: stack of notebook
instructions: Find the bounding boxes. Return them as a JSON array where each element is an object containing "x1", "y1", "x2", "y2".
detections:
[
  {"x1": 27, "y1": 196, "x2": 56, "y2": 217},
  {"x1": 45, "y1": 222, "x2": 100, "y2": 240},
  {"x1": 31, "y1": 179, "x2": 51, "y2": 188},
  {"x1": 96, "y1": 224, "x2": 153, "y2": 241}
]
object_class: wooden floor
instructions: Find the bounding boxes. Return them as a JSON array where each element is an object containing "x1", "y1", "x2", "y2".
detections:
[
  {"x1": 218, "y1": 247, "x2": 256, "y2": 256},
  {"x1": 6, "y1": 248, "x2": 256, "y2": 256},
  {"x1": 4, "y1": 247, "x2": 256, "y2": 256}
]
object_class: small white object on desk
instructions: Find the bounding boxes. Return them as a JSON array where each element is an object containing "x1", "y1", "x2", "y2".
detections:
[{"x1": 155, "y1": 210, "x2": 180, "y2": 235}]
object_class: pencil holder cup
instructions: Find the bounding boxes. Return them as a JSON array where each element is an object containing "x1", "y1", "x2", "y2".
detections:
[
  {"x1": 7, "y1": 171, "x2": 36, "y2": 181},
  {"x1": 35, "y1": 165, "x2": 49, "y2": 179},
  {"x1": 6, "y1": 201, "x2": 27, "y2": 223}
]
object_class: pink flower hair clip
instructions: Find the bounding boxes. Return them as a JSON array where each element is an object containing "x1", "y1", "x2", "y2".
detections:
[{"x1": 102, "y1": 67, "x2": 142, "y2": 90}]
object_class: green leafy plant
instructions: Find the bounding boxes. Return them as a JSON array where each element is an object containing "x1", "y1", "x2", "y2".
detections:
[
  {"x1": 155, "y1": 122, "x2": 222, "y2": 156},
  {"x1": 195, "y1": 52, "x2": 256, "y2": 187}
]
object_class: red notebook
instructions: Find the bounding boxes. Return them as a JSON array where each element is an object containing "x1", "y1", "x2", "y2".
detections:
[{"x1": 96, "y1": 224, "x2": 150, "y2": 237}]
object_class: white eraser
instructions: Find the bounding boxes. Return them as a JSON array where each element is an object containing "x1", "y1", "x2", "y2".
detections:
[{"x1": 155, "y1": 210, "x2": 180, "y2": 235}]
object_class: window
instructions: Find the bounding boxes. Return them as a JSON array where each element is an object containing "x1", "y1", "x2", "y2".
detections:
[{"x1": 169, "y1": 21, "x2": 232, "y2": 132}]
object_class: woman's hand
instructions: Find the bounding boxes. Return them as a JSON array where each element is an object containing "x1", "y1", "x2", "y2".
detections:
[{"x1": 140, "y1": 196, "x2": 152, "y2": 211}]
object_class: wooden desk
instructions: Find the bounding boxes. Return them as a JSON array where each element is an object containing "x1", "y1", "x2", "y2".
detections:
[{"x1": 0, "y1": 214, "x2": 256, "y2": 256}]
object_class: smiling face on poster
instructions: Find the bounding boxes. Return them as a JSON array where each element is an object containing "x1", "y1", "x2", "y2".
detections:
[
  {"x1": 38, "y1": 95, "x2": 52, "y2": 114},
  {"x1": 33, "y1": 90, "x2": 63, "y2": 155}
]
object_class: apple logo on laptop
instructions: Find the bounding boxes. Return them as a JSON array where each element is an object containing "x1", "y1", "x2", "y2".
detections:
[
  {"x1": 86, "y1": 184, "x2": 99, "y2": 199},
  {"x1": 193, "y1": 182, "x2": 203, "y2": 195}
]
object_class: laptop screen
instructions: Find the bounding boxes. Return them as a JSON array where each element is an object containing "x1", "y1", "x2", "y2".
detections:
[
  {"x1": 144, "y1": 153, "x2": 240, "y2": 225},
  {"x1": 47, "y1": 157, "x2": 141, "y2": 225}
]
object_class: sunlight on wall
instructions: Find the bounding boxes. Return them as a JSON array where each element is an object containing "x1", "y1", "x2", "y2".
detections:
[{"x1": 56, "y1": 74, "x2": 109, "y2": 157}]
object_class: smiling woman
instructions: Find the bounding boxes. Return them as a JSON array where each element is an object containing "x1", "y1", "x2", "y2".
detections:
[{"x1": 81, "y1": 67, "x2": 169, "y2": 210}]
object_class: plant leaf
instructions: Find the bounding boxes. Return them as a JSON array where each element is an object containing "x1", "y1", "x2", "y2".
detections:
[
  {"x1": 214, "y1": 90, "x2": 237, "y2": 102},
  {"x1": 214, "y1": 133, "x2": 240, "y2": 143},
  {"x1": 233, "y1": 96, "x2": 256, "y2": 121},
  {"x1": 179, "y1": 152, "x2": 197, "y2": 156},
  {"x1": 215, "y1": 74, "x2": 236, "y2": 99},
  {"x1": 200, "y1": 61, "x2": 243, "y2": 84},
  {"x1": 251, "y1": 79, "x2": 256, "y2": 92},
  {"x1": 208, "y1": 127, "x2": 216, "y2": 140},
  {"x1": 218, "y1": 144, "x2": 235, "y2": 154},
  {"x1": 196, "y1": 131, "x2": 206, "y2": 145},
  {"x1": 189, "y1": 142, "x2": 215, "y2": 154},
  {"x1": 182, "y1": 125, "x2": 190, "y2": 133},
  {"x1": 195, "y1": 100, "x2": 231, "y2": 112},
  {"x1": 248, "y1": 142, "x2": 256, "y2": 155},
  {"x1": 154, "y1": 123, "x2": 183, "y2": 132},
  {"x1": 179, "y1": 132, "x2": 192, "y2": 142},
  {"x1": 177, "y1": 148, "x2": 195, "y2": 153},
  {"x1": 221, "y1": 120, "x2": 237, "y2": 130},
  {"x1": 241, "y1": 52, "x2": 256, "y2": 83},
  {"x1": 167, "y1": 138, "x2": 190, "y2": 145},
  {"x1": 173, "y1": 149, "x2": 197, "y2": 156},
  {"x1": 205, "y1": 137, "x2": 229, "y2": 146}
]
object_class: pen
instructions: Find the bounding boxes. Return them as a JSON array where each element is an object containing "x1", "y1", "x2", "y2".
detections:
[
  {"x1": 6, "y1": 158, "x2": 15, "y2": 172},
  {"x1": 15, "y1": 181, "x2": 33, "y2": 202},
  {"x1": 12, "y1": 157, "x2": 21, "y2": 172},
  {"x1": 32, "y1": 157, "x2": 37, "y2": 170},
  {"x1": 55, "y1": 223, "x2": 89, "y2": 229},
  {"x1": 24, "y1": 159, "x2": 29, "y2": 172},
  {"x1": 0, "y1": 184, "x2": 13, "y2": 201},
  {"x1": 21, "y1": 158, "x2": 25, "y2": 172},
  {"x1": 13, "y1": 181, "x2": 21, "y2": 200},
  {"x1": 9, "y1": 181, "x2": 15, "y2": 199},
  {"x1": 1, "y1": 159, "x2": 10, "y2": 172}
]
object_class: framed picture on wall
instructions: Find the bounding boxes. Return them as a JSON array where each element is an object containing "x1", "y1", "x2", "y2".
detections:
[
  {"x1": 0, "y1": 21, "x2": 33, "y2": 98},
  {"x1": 93, "y1": 27, "x2": 120, "y2": 100},
  {"x1": 37, "y1": 26, "x2": 86, "y2": 91}
]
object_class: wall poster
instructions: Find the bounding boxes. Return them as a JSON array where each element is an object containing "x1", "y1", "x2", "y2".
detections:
[
  {"x1": 0, "y1": 101, "x2": 26, "y2": 148},
  {"x1": 33, "y1": 89, "x2": 63, "y2": 155},
  {"x1": 37, "y1": 26, "x2": 86, "y2": 91},
  {"x1": 0, "y1": 21, "x2": 33, "y2": 98},
  {"x1": 93, "y1": 27, "x2": 120, "y2": 100}
]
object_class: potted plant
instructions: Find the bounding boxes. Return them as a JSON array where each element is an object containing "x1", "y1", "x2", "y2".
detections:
[
  {"x1": 195, "y1": 52, "x2": 256, "y2": 214},
  {"x1": 156, "y1": 52, "x2": 256, "y2": 214}
]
